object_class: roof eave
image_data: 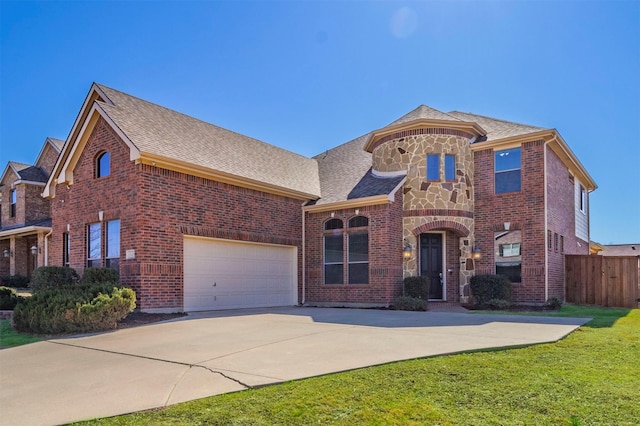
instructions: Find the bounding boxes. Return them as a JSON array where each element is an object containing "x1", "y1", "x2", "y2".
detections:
[
  {"x1": 470, "y1": 129, "x2": 597, "y2": 191},
  {"x1": 364, "y1": 118, "x2": 486, "y2": 153},
  {"x1": 0, "y1": 225, "x2": 52, "y2": 239},
  {"x1": 137, "y1": 153, "x2": 320, "y2": 201}
]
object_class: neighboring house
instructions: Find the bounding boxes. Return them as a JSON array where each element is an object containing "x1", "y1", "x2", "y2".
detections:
[
  {"x1": 0, "y1": 138, "x2": 64, "y2": 278},
  {"x1": 42, "y1": 83, "x2": 597, "y2": 312},
  {"x1": 597, "y1": 244, "x2": 639, "y2": 256}
]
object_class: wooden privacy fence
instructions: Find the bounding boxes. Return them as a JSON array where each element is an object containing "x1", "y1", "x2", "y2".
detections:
[{"x1": 565, "y1": 255, "x2": 639, "y2": 308}]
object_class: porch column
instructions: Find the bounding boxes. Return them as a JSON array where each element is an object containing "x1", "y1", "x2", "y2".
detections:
[{"x1": 9, "y1": 235, "x2": 16, "y2": 276}]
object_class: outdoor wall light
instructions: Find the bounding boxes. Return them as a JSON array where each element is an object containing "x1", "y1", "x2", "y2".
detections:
[
  {"x1": 403, "y1": 241, "x2": 413, "y2": 259},
  {"x1": 2, "y1": 248, "x2": 10, "y2": 258},
  {"x1": 471, "y1": 246, "x2": 482, "y2": 260},
  {"x1": 30, "y1": 245, "x2": 38, "y2": 255}
]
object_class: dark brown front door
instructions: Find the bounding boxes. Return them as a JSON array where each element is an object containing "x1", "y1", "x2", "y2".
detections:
[{"x1": 420, "y1": 233, "x2": 443, "y2": 299}]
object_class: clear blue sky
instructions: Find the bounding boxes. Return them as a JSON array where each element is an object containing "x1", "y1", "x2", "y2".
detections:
[{"x1": 1, "y1": 1, "x2": 639, "y2": 244}]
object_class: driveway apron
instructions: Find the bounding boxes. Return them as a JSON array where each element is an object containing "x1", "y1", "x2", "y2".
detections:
[{"x1": 0, "y1": 307, "x2": 590, "y2": 426}]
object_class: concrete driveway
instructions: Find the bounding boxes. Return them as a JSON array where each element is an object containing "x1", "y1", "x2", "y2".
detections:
[{"x1": 0, "y1": 307, "x2": 590, "y2": 426}]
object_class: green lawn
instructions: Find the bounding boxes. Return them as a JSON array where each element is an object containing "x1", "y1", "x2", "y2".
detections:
[
  {"x1": 0, "y1": 319, "x2": 40, "y2": 348},
  {"x1": 77, "y1": 305, "x2": 639, "y2": 425}
]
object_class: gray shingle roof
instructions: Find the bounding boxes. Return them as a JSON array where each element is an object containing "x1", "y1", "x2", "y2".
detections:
[
  {"x1": 95, "y1": 84, "x2": 321, "y2": 198},
  {"x1": 312, "y1": 134, "x2": 374, "y2": 205},
  {"x1": 447, "y1": 111, "x2": 546, "y2": 141},
  {"x1": 347, "y1": 169, "x2": 405, "y2": 200},
  {"x1": 9, "y1": 162, "x2": 48, "y2": 183}
]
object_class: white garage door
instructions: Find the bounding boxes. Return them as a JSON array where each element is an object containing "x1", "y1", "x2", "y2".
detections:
[{"x1": 183, "y1": 237, "x2": 297, "y2": 312}]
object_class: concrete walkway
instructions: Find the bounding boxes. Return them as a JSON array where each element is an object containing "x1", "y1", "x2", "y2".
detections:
[{"x1": 0, "y1": 307, "x2": 590, "y2": 426}]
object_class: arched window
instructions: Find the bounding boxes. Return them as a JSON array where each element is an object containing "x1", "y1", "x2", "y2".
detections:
[
  {"x1": 324, "y1": 219, "x2": 343, "y2": 284},
  {"x1": 347, "y1": 216, "x2": 369, "y2": 284},
  {"x1": 95, "y1": 152, "x2": 110, "y2": 178}
]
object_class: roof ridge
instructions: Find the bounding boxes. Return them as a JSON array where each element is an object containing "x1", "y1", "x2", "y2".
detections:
[
  {"x1": 95, "y1": 83, "x2": 314, "y2": 162},
  {"x1": 448, "y1": 110, "x2": 547, "y2": 130}
]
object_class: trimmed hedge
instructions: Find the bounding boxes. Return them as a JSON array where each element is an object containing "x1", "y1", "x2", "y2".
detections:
[
  {"x1": 80, "y1": 267, "x2": 119, "y2": 285},
  {"x1": 403, "y1": 276, "x2": 429, "y2": 300},
  {"x1": 0, "y1": 275, "x2": 30, "y2": 288},
  {"x1": 392, "y1": 296, "x2": 427, "y2": 311},
  {"x1": 13, "y1": 285, "x2": 136, "y2": 334},
  {"x1": 0, "y1": 286, "x2": 22, "y2": 310},
  {"x1": 470, "y1": 274, "x2": 512, "y2": 306},
  {"x1": 30, "y1": 266, "x2": 79, "y2": 292}
]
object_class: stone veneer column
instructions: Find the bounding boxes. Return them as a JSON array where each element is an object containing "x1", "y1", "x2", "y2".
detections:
[{"x1": 371, "y1": 129, "x2": 476, "y2": 303}]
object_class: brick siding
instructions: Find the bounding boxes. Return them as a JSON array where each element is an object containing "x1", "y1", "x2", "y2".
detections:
[{"x1": 50, "y1": 116, "x2": 303, "y2": 311}]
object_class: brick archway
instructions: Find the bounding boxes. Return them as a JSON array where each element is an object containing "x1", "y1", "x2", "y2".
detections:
[{"x1": 411, "y1": 220, "x2": 470, "y2": 237}]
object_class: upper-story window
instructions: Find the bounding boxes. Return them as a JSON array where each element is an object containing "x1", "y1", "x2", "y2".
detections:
[
  {"x1": 495, "y1": 147, "x2": 521, "y2": 193},
  {"x1": 10, "y1": 189, "x2": 17, "y2": 217},
  {"x1": 426, "y1": 154, "x2": 440, "y2": 181},
  {"x1": 579, "y1": 185, "x2": 586, "y2": 213},
  {"x1": 95, "y1": 152, "x2": 110, "y2": 178},
  {"x1": 445, "y1": 154, "x2": 456, "y2": 181}
]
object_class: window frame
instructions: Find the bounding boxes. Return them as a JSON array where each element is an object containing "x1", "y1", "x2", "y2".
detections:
[
  {"x1": 95, "y1": 152, "x2": 110, "y2": 178},
  {"x1": 495, "y1": 230, "x2": 522, "y2": 283},
  {"x1": 10, "y1": 189, "x2": 17, "y2": 218},
  {"x1": 494, "y1": 147, "x2": 522, "y2": 194},
  {"x1": 105, "y1": 219, "x2": 120, "y2": 271},
  {"x1": 87, "y1": 222, "x2": 102, "y2": 268},
  {"x1": 579, "y1": 185, "x2": 586, "y2": 213},
  {"x1": 62, "y1": 232, "x2": 70, "y2": 267},
  {"x1": 444, "y1": 154, "x2": 456, "y2": 181},
  {"x1": 347, "y1": 216, "x2": 369, "y2": 285},
  {"x1": 323, "y1": 219, "x2": 344, "y2": 285},
  {"x1": 426, "y1": 154, "x2": 440, "y2": 181}
]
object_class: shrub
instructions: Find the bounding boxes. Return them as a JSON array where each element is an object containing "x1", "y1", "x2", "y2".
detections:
[
  {"x1": 30, "y1": 266, "x2": 79, "y2": 292},
  {"x1": 80, "y1": 267, "x2": 119, "y2": 285},
  {"x1": 0, "y1": 275, "x2": 30, "y2": 288},
  {"x1": 13, "y1": 285, "x2": 136, "y2": 334},
  {"x1": 470, "y1": 274, "x2": 512, "y2": 306},
  {"x1": 0, "y1": 286, "x2": 22, "y2": 310},
  {"x1": 403, "y1": 276, "x2": 429, "y2": 300},
  {"x1": 487, "y1": 298, "x2": 511, "y2": 310},
  {"x1": 545, "y1": 297, "x2": 563, "y2": 310},
  {"x1": 392, "y1": 296, "x2": 427, "y2": 311}
]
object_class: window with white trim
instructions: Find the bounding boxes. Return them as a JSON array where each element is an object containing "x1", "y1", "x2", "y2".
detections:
[
  {"x1": 87, "y1": 223, "x2": 101, "y2": 268},
  {"x1": 10, "y1": 189, "x2": 17, "y2": 218},
  {"x1": 324, "y1": 219, "x2": 344, "y2": 284},
  {"x1": 348, "y1": 216, "x2": 369, "y2": 284},
  {"x1": 495, "y1": 230, "x2": 521, "y2": 283},
  {"x1": 106, "y1": 220, "x2": 120, "y2": 271}
]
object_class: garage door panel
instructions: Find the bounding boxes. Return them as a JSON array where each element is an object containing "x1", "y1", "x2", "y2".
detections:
[{"x1": 184, "y1": 237, "x2": 297, "y2": 312}]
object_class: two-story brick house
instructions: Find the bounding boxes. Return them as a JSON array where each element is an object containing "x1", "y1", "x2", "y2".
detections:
[
  {"x1": 0, "y1": 138, "x2": 63, "y2": 278},
  {"x1": 42, "y1": 83, "x2": 596, "y2": 312}
]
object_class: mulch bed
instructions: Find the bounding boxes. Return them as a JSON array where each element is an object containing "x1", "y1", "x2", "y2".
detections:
[{"x1": 117, "y1": 312, "x2": 187, "y2": 329}]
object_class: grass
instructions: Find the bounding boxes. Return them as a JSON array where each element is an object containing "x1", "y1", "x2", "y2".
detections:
[
  {"x1": 77, "y1": 305, "x2": 639, "y2": 425},
  {"x1": 0, "y1": 319, "x2": 40, "y2": 348}
]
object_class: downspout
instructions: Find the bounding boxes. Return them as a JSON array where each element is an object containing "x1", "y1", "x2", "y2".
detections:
[
  {"x1": 44, "y1": 229, "x2": 53, "y2": 266},
  {"x1": 301, "y1": 206, "x2": 306, "y2": 305},
  {"x1": 543, "y1": 140, "x2": 551, "y2": 302}
]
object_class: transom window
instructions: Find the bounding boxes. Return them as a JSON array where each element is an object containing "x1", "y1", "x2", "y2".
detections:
[
  {"x1": 495, "y1": 148, "x2": 521, "y2": 193},
  {"x1": 96, "y1": 152, "x2": 110, "y2": 178},
  {"x1": 323, "y1": 216, "x2": 369, "y2": 285}
]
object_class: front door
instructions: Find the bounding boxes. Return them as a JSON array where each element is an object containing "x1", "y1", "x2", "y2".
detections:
[{"x1": 420, "y1": 233, "x2": 443, "y2": 300}]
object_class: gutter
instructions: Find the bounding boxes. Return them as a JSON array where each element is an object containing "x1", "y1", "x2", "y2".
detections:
[
  {"x1": 44, "y1": 229, "x2": 53, "y2": 266},
  {"x1": 544, "y1": 141, "x2": 550, "y2": 302},
  {"x1": 301, "y1": 206, "x2": 306, "y2": 305}
]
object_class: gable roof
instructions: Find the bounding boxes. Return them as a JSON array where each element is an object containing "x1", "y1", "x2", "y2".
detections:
[
  {"x1": 45, "y1": 83, "x2": 320, "y2": 200},
  {"x1": 0, "y1": 161, "x2": 49, "y2": 186}
]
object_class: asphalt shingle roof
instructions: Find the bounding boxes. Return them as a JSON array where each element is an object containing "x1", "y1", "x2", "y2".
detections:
[
  {"x1": 347, "y1": 169, "x2": 405, "y2": 200},
  {"x1": 388, "y1": 105, "x2": 463, "y2": 125},
  {"x1": 447, "y1": 111, "x2": 547, "y2": 141},
  {"x1": 95, "y1": 84, "x2": 321, "y2": 198},
  {"x1": 7, "y1": 162, "x2": 48, "y2": 183}
]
